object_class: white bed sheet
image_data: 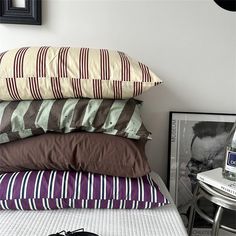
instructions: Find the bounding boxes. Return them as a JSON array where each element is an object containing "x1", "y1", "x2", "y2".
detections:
[{"x1": 0, "y1": 172, "x2": 187, "y2": 236}]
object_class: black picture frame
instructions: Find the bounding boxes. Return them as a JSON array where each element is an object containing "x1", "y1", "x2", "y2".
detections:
[
  {"x1": 0, "y1": 0, "x2": 41, "y2": 25},
  {"x1": 168, "y1": 111, "x2": 236, "y2": 235}
]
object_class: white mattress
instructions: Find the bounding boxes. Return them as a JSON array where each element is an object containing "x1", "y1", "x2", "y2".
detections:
[{"x1": 0, "y1": 172, "x2": 187, "y2": 236}]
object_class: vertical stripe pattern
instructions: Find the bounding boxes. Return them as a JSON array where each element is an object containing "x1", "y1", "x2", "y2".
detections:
[
  {"x1": 113, "y1": 81, "x2": 122, "y2": 99},
  {"x1": 133, "y1": 82, "x2": 143, "y2": 97},
  {"x1": 118, "y1": 51, "x2": 130, "y2": 81},
  {"x1": 0, "y1": 47, "x2": 161, "y2": 101},
  {"x1": 6, "y1": 78, "x2": 21, "y2": 100},
  {"x1": 79, "y1": 48, "x2": 89, "y2": 79},
  {"x1": 58, "y1": 47, "x2": 70, "y2": 78},
  {"x1": 100, "y1": 49, "x2": 110, "y2": 80},
  {"x1": 13, "y1": 47, "x2": 29, "y2": 79},
  {"x1": 20, "y1": 171, "x2": 32, "y2": 199},
  {"x1": 36, "y1": 46, "x2": 49, "y2": 78},
  {"x1": 92, "y1": 80, "x2": 103, "y2": 99},
  {"x1": 139, "y1": 62, "x2": 151, "y2": 82},
  {"x1": 71, "y1": 78, "x2": 82, "y2": 98},
  {"x1": 28, "y1": 77, "x2": 42, "y2": 100},
  {"x1": 51, "y1": 77, "x2": 63, "y2": 99},
  {"x1": 0, "y1": 171, "x2": 169, "y2": 210}
]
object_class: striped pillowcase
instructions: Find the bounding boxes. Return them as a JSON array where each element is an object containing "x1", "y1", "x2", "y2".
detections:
[
  {"x1": 0, "y1": 47, "x2": 162, "y2": 101},
  {"x1": 0, "y1": 98, "x2": 151, "y2": 144},
  {"x1": 0, "y1": 170, "x2": 169, "y2": 210}
]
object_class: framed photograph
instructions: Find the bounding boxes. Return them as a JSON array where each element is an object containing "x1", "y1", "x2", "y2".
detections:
[
  {"x1": 168, "y1": 111, "x2": 236, "y2": 235},
  {"x1": 0, "y1": 0, "x2": 41, "y2": 25}
]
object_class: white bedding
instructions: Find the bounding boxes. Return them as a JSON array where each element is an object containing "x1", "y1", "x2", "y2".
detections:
[{"x1": 0, "y1": 172, "x2": 187, "y2": 236}]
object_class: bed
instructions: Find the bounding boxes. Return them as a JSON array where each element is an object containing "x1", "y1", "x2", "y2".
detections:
[
  {"x1": 0, "y1": 47, "x2": 187, "y2": 236},
  {"x1": 0, "y1": 172, "x2": 187, "y2": 236}
]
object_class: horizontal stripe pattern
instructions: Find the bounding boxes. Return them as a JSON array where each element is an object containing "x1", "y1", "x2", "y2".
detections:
[
  {"x1": 0, "y1": 170, "x2": 169, "y2": 210},
  {"x1": 0, "y1": 98, "x2": 151, "y2": 144},
  {"x1": 0, "y1": 47, "x2": 161, "y2": 100}
]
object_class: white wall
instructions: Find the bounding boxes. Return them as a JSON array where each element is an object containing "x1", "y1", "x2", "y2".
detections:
[{"x1": 0, "y1": 0, "x2": 235, "y2": 183}]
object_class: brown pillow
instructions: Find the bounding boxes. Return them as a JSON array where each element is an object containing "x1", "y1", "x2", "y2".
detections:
[{"x1": 0, "y1": 132, "x2": 150, "y2": 177}]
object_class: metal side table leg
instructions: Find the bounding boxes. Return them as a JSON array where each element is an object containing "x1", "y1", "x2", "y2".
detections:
[
  {"x1": 187, "y1": 206, "x2": 196, "y2": 236},
  {"x1": 188, "y1": 184, "x2": 199, "y2": 236},
  {"x1": 211, "y1": 206, "x2": 223, "y2": 236}
]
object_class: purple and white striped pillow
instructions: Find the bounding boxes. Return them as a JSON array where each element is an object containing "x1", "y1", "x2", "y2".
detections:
[{"x1": 0, "y1": 170, "x2": 169, "y2": 210}]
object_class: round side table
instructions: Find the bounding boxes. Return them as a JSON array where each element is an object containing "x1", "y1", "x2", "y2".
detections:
[{"x1": 187, "y1": 180, "x2": 236, "y2": 236}]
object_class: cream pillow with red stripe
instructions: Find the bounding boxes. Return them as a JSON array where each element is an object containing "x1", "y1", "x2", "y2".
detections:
[{"x1": 0, "y1": 47, "x2": 162, "y2": 101}]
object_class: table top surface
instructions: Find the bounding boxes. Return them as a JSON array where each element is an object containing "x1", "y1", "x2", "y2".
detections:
[{"x1": 196, "y1": 168, "x2": 236, "y2": 199}]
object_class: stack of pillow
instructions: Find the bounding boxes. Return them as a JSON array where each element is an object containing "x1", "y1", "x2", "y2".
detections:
[{"x1": 0, "y1": 47, "x2": 168, "y2": 210}]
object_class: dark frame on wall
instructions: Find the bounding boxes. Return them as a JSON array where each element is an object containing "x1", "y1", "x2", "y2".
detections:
[{"x1": 0, "y1": 0, "x2": 41, "y2": 25}]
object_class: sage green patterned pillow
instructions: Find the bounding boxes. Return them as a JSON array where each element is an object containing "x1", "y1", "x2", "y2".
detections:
[{"x1": 0, "y1": 98, "x2": 151, "y2": 144}]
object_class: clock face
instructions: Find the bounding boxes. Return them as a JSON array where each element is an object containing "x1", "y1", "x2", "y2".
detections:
[{"x1": 214, "y1": 0, "x2": 236, "y2": 12}]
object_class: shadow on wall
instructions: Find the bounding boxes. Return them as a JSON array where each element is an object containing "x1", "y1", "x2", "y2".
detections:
[{"x1": 138, "y1": 83, "x2": 190, "y2": 182}]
